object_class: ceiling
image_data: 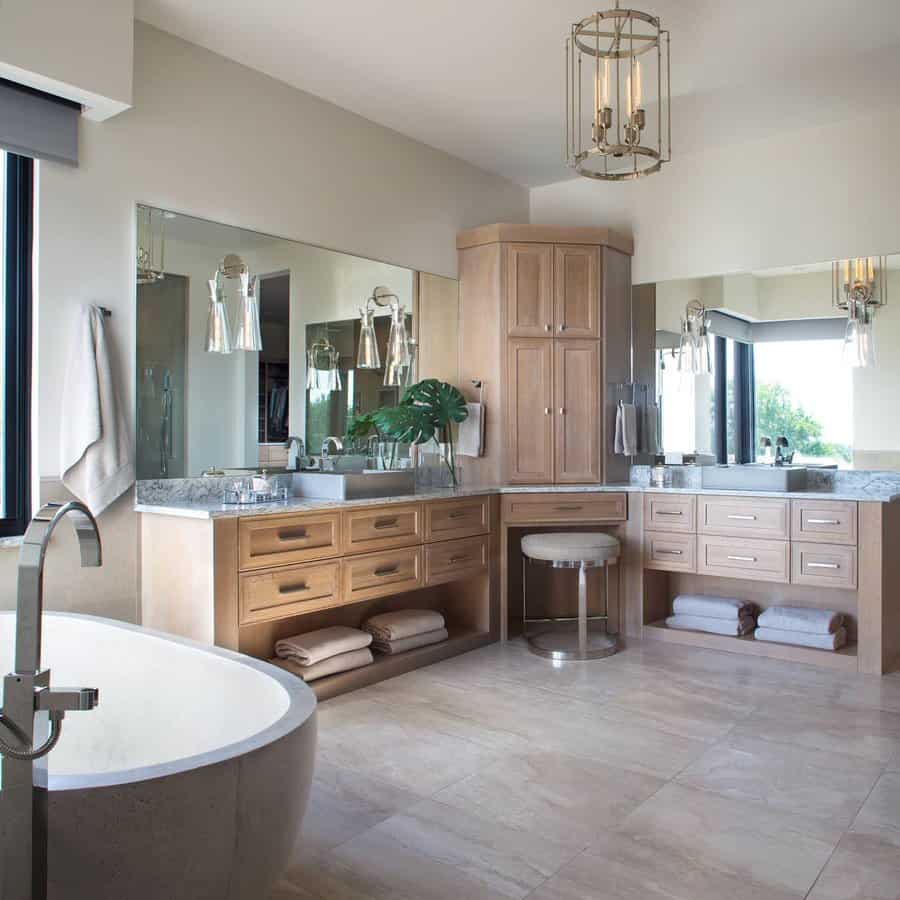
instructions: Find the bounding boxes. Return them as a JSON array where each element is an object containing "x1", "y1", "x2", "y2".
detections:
[{"x1": 135, "y1": 0, "x2": 900, "y2": 187}]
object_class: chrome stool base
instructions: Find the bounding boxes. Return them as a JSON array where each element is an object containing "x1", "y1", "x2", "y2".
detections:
[{"x1": 527, "y1": 626, "x2": 618, "y2": 661}]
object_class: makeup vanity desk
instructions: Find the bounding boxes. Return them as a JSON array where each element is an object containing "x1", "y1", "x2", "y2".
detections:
[{"x1": 137, "y1": 480, "x2": 900, "y2": 699}]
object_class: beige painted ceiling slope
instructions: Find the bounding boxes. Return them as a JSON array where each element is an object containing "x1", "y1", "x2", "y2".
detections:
[{"x1": 136, "y1": 0, "x2": 900, "y2": 187}]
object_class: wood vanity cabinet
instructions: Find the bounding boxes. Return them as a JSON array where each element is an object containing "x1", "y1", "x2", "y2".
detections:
[{"x1": 458, "y1": 224, "x2": 634, "y2": 486}]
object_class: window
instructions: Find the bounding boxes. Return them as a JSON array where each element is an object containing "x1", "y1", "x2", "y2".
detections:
[{"x1": 1, "y1": 151, "x2": 34, "y2": 537}]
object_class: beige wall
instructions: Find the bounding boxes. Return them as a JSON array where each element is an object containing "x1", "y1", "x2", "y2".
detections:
[
  {"x1": 0, "y1": 0, "x2": 133, "y2": 119},
  {"x1": 0, "y1": 22, "x2": 528, "y2": 623},
  {"x1": 532, "y1": 107, "x2": 900, "y2": 286}
]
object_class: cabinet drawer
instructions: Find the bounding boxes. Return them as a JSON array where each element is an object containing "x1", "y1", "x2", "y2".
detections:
[
  {"x1": 239, "y1": 512, "x2": 341, "y2": 571},
  {"x1": 697, "y1": 535, "x2": 790, "y2": 583},
  {"x1": 341, "y1": 546, "x2": 423, "y2": 604},
  {"x1": 502, "y1": 492, "x2": 627, "y2": 524},
  {"x1": 791, "y1": 500, "x2": 857, "y2": 545},
  {"x1": 643, "y1": 531, "x2": 696, "y2": 573},
  {"x1": 425, "y1": 496, "x2": 490, "y2": 542},
  {"x1": 698, "y1": 496, "x2": 790, "y2": 540},
  {"x1": 239, "y1": 560, "x2": 341, "y2": 625},
  {"x1": 791, "y1": 542, "x2": 857, "y2": 589},
  {"x1": 425, "y1": 535, "x2": 489, "y2": 586},
  {"x1": 342, "y1": 503, "x2": 423, "y2": 554},
  {"x1": 644, "y1": 494, "x2": 696, "y2": 533}
]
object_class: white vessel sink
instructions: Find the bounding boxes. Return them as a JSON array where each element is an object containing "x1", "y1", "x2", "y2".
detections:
[{"x1": 701, "y1": 464, "x2": 808, "y2": 492}]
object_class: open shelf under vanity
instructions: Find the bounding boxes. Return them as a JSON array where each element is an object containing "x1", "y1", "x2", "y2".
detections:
[{"x1": 271, "y1": 624, "x2": 492, "y2": 701}]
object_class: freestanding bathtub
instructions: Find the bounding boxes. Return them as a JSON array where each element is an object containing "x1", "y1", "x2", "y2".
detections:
[{"x1": 0, "y1": 612, "x2": 317, "y2": 900}]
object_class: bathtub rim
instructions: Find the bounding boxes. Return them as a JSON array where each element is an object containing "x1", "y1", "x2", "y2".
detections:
[{"x1": 0, "y1": 610, "x2": 316, "y2": 792}]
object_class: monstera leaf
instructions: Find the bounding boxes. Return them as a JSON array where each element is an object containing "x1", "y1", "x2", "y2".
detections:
[
  {"x1": 371, "y1": 403, "x2": 434, "y2": 445},
  {"x1": 346, "y1": 411, "x2": 378, "y2": 443},
  {"x1": 400, "y1": 379, "x2": 468, "y2": 439}
]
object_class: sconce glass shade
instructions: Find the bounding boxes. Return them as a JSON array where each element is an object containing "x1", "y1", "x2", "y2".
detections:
[
  {"x1": 205, "y1": 279, "x2": 233, "y2": 354},
  {"x1": 384, "y1": 307, "x2": 411, "y2": 387},
  {"x1": 843, "y1": 300, "x2": 876, "y2": 368},
  {"x1": 306, "y1": 339, "x2": 343, "y2": 392},
  {"x1": 233, "y1": 273, "x2": 263, "y2": 352},
  {"x1": 357, "y1": 308, "x2": 381, "y2": 369},
  {"x1": 675, "y1": 300, "x2": 710, "y2": 377},
  {"x1": 137, "y1": 204, "x2": 166, "y2": 284}
]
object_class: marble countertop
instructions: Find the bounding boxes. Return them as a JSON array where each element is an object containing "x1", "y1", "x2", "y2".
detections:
[{"x1": 134, "y1": 480, "x2": 900, "y2": 519}]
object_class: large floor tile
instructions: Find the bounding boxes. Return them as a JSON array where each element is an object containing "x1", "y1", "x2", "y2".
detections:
[
  {"x1": 807, "y1": 832, "x2": 900, "y2": 899},
  {"x1": 297, "y1": 761, "x2": 424, "y2": 854},
  {"x1": 617, "y1": 782, "x2": 842, "y2": 897},
  {"x1": 369, "y1": 798, "x2": 579, "y2": 898},
  {"x1": 434, "y1": 750, "x2": 664, "y2": 846},
  {"x1": 529, "y1": 830, "x2": 803, "y2": 900},
  {"x1": 676, "y1": 734, "x2": 883, "y2": 827},
  {"x1": 850, "y1": 771, "x2": 900, "y2": 847},
  {"x1": 731, "y1": 695, "x2": 900, "y2": 764}
]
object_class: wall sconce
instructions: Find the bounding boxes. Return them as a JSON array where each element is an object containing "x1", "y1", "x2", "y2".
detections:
[
  {"x1": 205, "y1": 254, "x2": 263, "y2": 354},
  {"x1": 356, "y1": 285, "x2": 413, "y2": 386},
  {"x1": 676, "y1": 300, "x2": 710, "y2": 376},
  {"x1": 833, "y1": 256, "x2": 887, "y2": 368}
]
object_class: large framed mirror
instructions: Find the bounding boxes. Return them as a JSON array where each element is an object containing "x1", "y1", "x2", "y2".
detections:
[
  {"x1": 134, "y1": 206, "x2": 458, "y2": 479},
  {"x1": 642, "y1": 255, "x2": 899, "y2": 470}
]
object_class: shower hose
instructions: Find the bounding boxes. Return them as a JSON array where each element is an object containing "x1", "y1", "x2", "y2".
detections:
[{"x1": 0, "y1": 710, "x2": 64, "y2": 761}]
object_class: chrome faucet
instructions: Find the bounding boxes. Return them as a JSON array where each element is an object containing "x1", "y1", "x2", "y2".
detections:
[
  {"x1": 775, "y1": 436, "x2": 794, "y2": 466},
  {"x1": 285, "y1": 435, "x2": 305, "y2": 472},
  {"x1": 321, "y1": 436, "x2": 344, "y2": 458},
  {"x1": 0, "y1": 501, "x2": 102, "y2": 900}
]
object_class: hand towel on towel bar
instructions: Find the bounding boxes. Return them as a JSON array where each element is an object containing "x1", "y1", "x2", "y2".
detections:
[
  {"x1": 665, "y1": 614, "x2": 756, "y2": 636},
  {"x1": 757, "y1": 606, "x2": 844, "y2": 634},
  {"x1": 755, "y1": 626, "x2": 847, "y2": 651},
  {"x1": 60, "y1": 305, "x2": 135, "y2": 515},
  {"x1": 614, "y1": 403, "x2": 638, "y2": 456},
  {"x1": 373, "y1": 628, "x2": 449, "y2": 655},
  {"x1": 297, "y1": 648, "x2": 374, "y2": 682},
  {"x1": 363, "y1": 609, "x2": 445, "y2": 642},
  {"x1": 673, "y1": 595, "x2": 755, "y2": 620},
  {"x1": 457, "y1": 402, "x2": 484, "y2": 457},
  {"x1": 275, "y1": 626, "x2": 372, "y2": 667}
]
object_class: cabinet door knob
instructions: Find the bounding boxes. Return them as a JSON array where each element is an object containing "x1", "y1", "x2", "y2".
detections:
[
  {"x1": 544, "y1": 407, "x2": 551, "y2": 415},
  {"x1": 559, "y1": 324, "x2": 566, "y2": 332},
  {"x1": 559, "y1": 407, "x2": 565, "y2": 415},
  {"x1": 544, "y1": 323, "x2": 552, "y2": 332}
]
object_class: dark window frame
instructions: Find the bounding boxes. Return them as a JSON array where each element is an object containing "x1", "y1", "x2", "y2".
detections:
[
  {"x1": 1, "y1": 152, "x2": 34, "y2": 537},
  {"x1": 712, "y1": 336, "x2": 755, "y2": 465}
]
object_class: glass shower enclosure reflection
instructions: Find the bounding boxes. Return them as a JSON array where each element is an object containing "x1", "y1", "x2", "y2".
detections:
[{"x1": 136, "y1": 275, "x2": 188, "y2": 478}]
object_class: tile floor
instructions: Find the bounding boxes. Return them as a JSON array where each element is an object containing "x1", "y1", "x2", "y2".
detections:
[{"x1": 272, "y1": 638, "x2": 900, "y2": 900}]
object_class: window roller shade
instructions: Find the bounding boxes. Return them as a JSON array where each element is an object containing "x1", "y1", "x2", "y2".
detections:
[{"x1": 0, "y1": 79, "x2": 79, "y2": 165}]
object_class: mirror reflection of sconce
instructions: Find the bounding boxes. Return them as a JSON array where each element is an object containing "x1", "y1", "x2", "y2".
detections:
[
  {"x1": 676, "y1": 299, "x2": 711, "y2": 377},
  {"x1": 306, "y1": 333, "x2": 343, "y2": 393},
  {"x1": 356, "y1": 285, "x2": 413, "y2": 387}
]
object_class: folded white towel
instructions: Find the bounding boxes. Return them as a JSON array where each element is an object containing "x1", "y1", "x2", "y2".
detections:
[
  {"x1": 755, "y1": 626, "x2": 847, "y2": 651},
  {"x1": 673, "y1": 595, "x2": 754, "y2": 621},
  {"x1": 299, "y1": 648, "x2": 374, "y2": 682},
  {"x1": 275, "y1": 626, "x2": 372, "y2": 667},
  {"x1": 666, "y1": 614, "x2": 756, "y2": 636},
  {"x1": 757, "y1": 606, "x2": 844, "y2": 635},
  {"x1": 614, "y1": 403, "x2": 638, "y2": 456},
  {"x1": 457, "y1": 403, "x2": 484, "y2": 457},
  {"x1": 373, "y1": 627, "x2": 449, "y2": 655},
  {"x1": 363, "y1": 609, "x2": 445, "y2": 642}
]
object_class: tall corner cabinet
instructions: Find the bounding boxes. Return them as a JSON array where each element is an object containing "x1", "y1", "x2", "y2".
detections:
[{"x1": 456, "y1": 224, "x2": 634, "y2": 486}]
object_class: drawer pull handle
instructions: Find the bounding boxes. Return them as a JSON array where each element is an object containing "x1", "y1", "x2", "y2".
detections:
[
  {"x1": 277, "y1": 527, "x2": 308, "y2": 541},
  {"x1": 374, "y1": 565, "x2": 400, "y2": 577},
  {"x1": 727, "y1": 555, "x2": 757, "y2": 562},
  {"x1": 656, "y1": 510, "x2": 683, "y2": 516},
  {"x1": 808, "y1": 518, "x2": 840, "y2": 525},
  {"x1": 278, "y1": 582, "x2": 309, "y2": 595},
  {"x1": 727, "y1": 514, "x2": 757, "y2": 521},
  {"x1": 657, "y1": 549, "x2": 683, "y2": 556},
  {"x1": 808, "y1": 562, "x2": 840, "y2": 569},
  {"x1": 373, "y1": 518, "x2": 399, "y2": 530},
  {"x1": 555, "y1": 505, "x2": 583, "y2": 511},
  {"x1": 449, "y1": 554, "x2": 471, "y2": 563},
  {"x1": 448, "y1": 510, "x2": 469, "y2": 519}
]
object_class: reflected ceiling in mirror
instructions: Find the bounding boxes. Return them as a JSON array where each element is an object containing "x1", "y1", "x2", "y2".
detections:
[{"x1": 135, "y1": 207, "x2": 431, "y2": 479}]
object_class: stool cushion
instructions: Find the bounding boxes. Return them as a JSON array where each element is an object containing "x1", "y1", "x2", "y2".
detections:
[{"x1": 521, "y1": 532, "x2": 620, "y2": 563}]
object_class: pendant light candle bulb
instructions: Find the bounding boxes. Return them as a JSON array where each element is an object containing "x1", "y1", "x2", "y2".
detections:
[{"x1": 626, "y1": 59, "x2": 643, "y2": 117}]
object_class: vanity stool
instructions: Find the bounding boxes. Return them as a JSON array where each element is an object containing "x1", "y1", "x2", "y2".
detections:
[{"x1": 521, "y1": 532, "x2": 620, "y2": 661}]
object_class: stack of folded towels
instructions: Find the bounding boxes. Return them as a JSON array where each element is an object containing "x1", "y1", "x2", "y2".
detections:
[
  {"x1": 362, "y1": 609, "x2": 448, "y2": 655},
  {"x1": 275, "y1": 625, "x2": 373, "y2": 682},
  {"x1": 755, "y1": 606, "x2": 847, "y2": 651},
  {"x1": 665, "y1": 594, "x2": 757, "y2": 636}
]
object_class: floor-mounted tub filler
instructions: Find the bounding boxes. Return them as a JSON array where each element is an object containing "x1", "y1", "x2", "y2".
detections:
[{"x1": 0, "y1": 503, "x2": 317, "y2": 900}]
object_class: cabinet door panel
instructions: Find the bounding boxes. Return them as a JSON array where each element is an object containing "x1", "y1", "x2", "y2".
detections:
[
  {"x1": 506, "y1": 244, "x2": 553, "y2": 337},
  {"x1": 553, "y1": 339, "x2": 600, "y2": 483},
  {"x1": 506, "y1": 339, "x2": 554, "y2": 483},
  {"x1": 554, "y1": 245, "x2": 599, "y2": 338}
]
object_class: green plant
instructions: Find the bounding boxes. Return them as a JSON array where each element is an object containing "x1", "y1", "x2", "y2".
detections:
[{"x1": 373, "y1": 379, "x2": 469, "y2": 485}]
